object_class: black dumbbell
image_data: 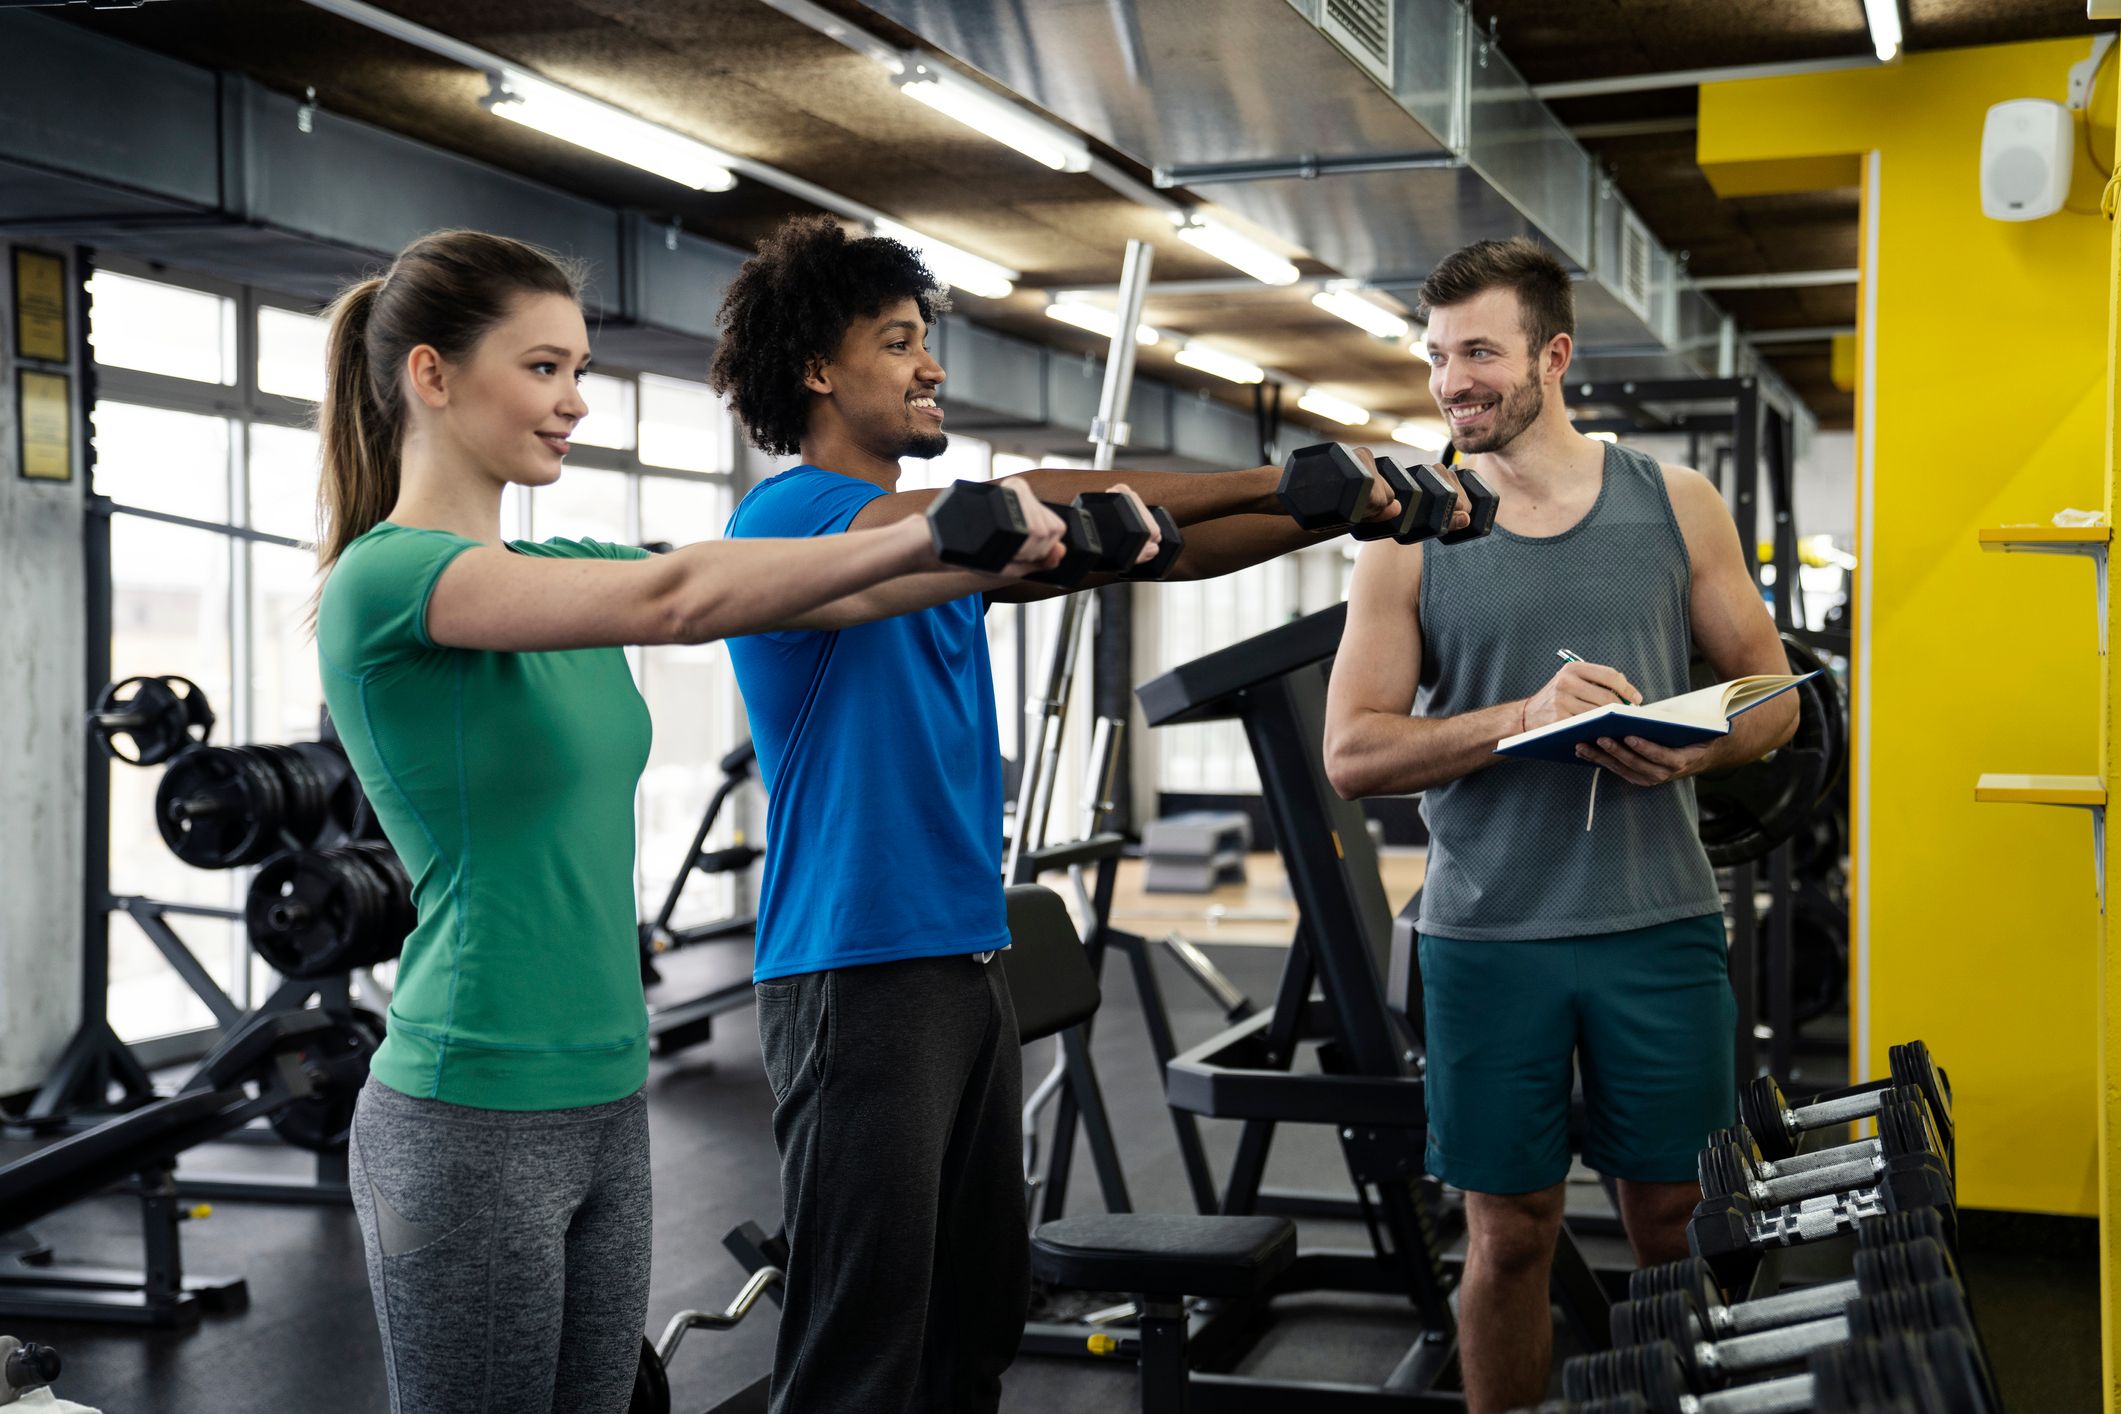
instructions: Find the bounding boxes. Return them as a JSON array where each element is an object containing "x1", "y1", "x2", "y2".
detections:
[
  {"x1": 87, "y1": 674, "x2": 215, "y2": 766},
  {"x1": 1741, "y1": 1042, "x2": 1953, "y2": 1164},
  {"x1": 928, "y1": 480, "x2": 1030, "y2": 572},
  {"x1": 1705, "y1": 1122, "x2": 1882, "y2": 1188},
  {"x1": 1118, "y1": 506, "x2": 1185, "y2": 581},
  {"x1": 1572, "y1": 1272, "x2": 1979, "y2": 1412},
  {"x1": 1609, "y1": 1239, "x2": 1959, "y2": 1390},
  {"x1": 1076, "y1": 491, "x2": 1152, "y2": 571},
  {"x1": 1624, "y1": 1237, "x2": 1955, "y2": 1345},
  {"x1": 1701, "y1": 1092, "x2": 1950, "y2": 1211},
  {"x1": 1687, "y1": 1101, "x2": 1957, "y2": 1266},
  {"x1": 1027, "y1": 500, "x2": 1105, "y2": 586},
  {"x1": 1277, "y1": 443, "x2": 1374, "y2": 529},
  {"x1": 1437, "y1": 460, "x2": 1501, "y2": 543},
  {"x1": 1809, "y1": 1325, "x2": 1999, "y2": 1414}
]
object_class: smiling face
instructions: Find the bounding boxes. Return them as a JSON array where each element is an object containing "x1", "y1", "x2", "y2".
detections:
[
  {"x1": 1423, "y1": 286, "x2": 1566, "y2": 455},
  {"x1": 412, "y1": 291, "x2": 592, "y2": 490},
  {"x1": 811, "y1": 297, "x2": 949, "y2": 461}
]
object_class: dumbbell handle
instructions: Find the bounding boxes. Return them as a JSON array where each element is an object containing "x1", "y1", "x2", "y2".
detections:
[
  {"x1": 1784, "y1": 1087, "x2": 1890, "y2": 1131},
  {"x1": 1702, "y1": 1276, "x2": 1860, "y2": 1337},
  {"x1": 1746, "y1": 1153, "x2": 1884, "y2": 1207},
  {"x1": 1697, "y1": 1373, "x2": 1815, "y2": 1414},
  {"x1": 1752, "y1": 1136, "x2": 1881, "y2": 1181},
  {"x1": 1691, "y1": 1312, "x2": 1849, "y2": 1378}
]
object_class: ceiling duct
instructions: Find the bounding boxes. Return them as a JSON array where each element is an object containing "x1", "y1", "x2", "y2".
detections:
[
  {"x1": 1321, "y1": 0, "x2": 1394, "y2": 88},
  {"x1": 855, "y1": 0, "x2": 1811, "y2": 431}
]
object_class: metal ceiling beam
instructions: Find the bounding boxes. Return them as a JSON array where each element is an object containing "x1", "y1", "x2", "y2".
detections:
[
  {"x1": 1152, "y1": 151, "x2": 1462, "y2": 187},
  {"x1": 1569, "y1": 116, "x2": 1698, "y2": 140},
  {"x1": 1533, "y1": 53, "x2": 1879, "y2": 101},
  {"x1": 1691, "y1": 269, "x2": 1859, "y2": 290},
  {"x1": 1743, "y1": 325, "x2": 1857, "y2": 343}
]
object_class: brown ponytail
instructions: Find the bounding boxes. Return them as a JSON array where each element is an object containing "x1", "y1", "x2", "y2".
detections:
[{"x1": 313, "y1": 230, "x2": 585, "y2": 580}]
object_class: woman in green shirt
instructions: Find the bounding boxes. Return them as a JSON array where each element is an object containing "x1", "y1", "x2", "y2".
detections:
[{"x1": 312, "y1": 229, "x2": 1064, "y2": 1414}]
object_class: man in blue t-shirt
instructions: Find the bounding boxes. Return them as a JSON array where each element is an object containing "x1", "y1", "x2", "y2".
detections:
[{"x1": 710, "y1": 215, "x2": 1445, "y2": 1414}]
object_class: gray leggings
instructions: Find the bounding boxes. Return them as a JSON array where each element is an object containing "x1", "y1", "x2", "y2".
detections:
[{"x1": 348, "y1": 1079, "x2": 653, "y2": 1414}]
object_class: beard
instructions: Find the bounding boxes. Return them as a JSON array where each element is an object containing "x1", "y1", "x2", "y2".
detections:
[
  {"x1": 1450, "y1": 366, "x2": 1543, "y2": 454},
  {"x1": 898, "y1": 422, "x2": 949, "y2": 460}
]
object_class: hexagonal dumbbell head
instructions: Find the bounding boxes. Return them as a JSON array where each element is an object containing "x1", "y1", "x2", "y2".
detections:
[
  {"x1": 1077, "y1": 491, "x2": 1153, "y2": 573},
  {"x1": 1027, "y1": 501, "x2": 1106, "y2": 587},
  {"x1": 1118, "y1": 506, "x2": 1184, "y2": 582},
  {"x1": 1436, "y1": 464, "x2": 1500, "y2": 543},
  {"x1": 1277, "y1": 443, "x2": 1370, "y2": 530},
  {"x1": 928, "y1": 480, "x2": 1028, "y2": 573}
]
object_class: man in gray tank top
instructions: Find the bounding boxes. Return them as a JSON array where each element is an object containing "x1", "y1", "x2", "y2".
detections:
[{"x1": 1322, "y1": 237, "x2": 1798, "y2": 1414}]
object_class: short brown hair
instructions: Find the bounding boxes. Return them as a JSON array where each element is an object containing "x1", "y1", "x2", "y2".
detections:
[{"x1": 1416, "y1": 237, "x2": 1574, "y2": 354}]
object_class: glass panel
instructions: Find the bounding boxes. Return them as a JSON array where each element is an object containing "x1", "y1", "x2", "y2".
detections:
[
  {"x1": 639, "y1": 475, "x2": 728, "y2": 549},
  {"x1": 572, "y1": 372, "x2": 638, "y2": 451},
  {"x1": 93, "y1": 401, "x2": 230, "y2": 521},
  {"x1": 638, "y1": 373, "x2": 726, "y2": 473},
  {"x1": 256, "y1": 304, "x2": 329, "y2": 402},
  {"x1": 106, "y1": 514, "x2": 240, "y2": 1039},
  {"x1": 110, "y1": 909, "x2": 241, "y2": 1044},
  {"x1": 87, "y1": 270, "x2": 237, "y2": 384},
  {"x1": 248, "y1": 422, "x2": 322, "y2": 543},
  {"x1": 252, "y1": 540, "x2": 327, "y2": 745},
  {"x1": 530, "y1": 465, "x2": 631, "y2": 547},
  {"x1": 636, "y1": 477, "x2": 736, "y2": 926}
]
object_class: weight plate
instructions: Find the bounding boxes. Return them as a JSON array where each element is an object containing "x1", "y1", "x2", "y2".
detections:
[
  {"x1": 1756, "y1": 877, "x2": 1849, "y2": 1025},
  {"x1": 268, "y1": 1009, "x2": 384, "y2": 1152},
  {"x1": 630, "y1": 1335, "x2": 671, "y2": 1414},
  {"x1": 1693, "y1": 635, "x2": 1844, "y2": 867},
  {"x1": 157, "y1": 747, "x2": 280, "y2": 869},
  {"x1": 1741, "y1": 1075, "x2": 1795, "y2": 1161}
]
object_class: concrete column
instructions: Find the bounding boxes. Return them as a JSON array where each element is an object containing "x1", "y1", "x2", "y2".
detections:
[{"x1": 0, "y1": 244, "x2": 87, "y2": 1095}]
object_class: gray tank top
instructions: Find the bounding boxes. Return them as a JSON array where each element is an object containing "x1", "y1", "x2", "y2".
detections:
[{"x1": 1414, "y1": 442, "x2": 1722, "y2": 940}]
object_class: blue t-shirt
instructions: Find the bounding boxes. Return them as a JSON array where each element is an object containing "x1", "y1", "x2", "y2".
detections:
[{"x1": 726, "y1": 466, "x2": 1008, "y2": 980}]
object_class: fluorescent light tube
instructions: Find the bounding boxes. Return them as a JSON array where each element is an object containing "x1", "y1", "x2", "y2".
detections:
[
  {"x1": 1312, "y1": 287, "x2": 1410, "y2": 340},
  {"x1": 1044, "y1": 301, "x2": 1158, "y2": 345},
  {"x1": 1174, "y1": 216, "x2": 1302, "y2": 287},
  {"x1": 1296, "y1": 389, "x2": 1370, "y2": 426},
  {"x1": 1861, "y1": 0, "x2": 1901, "y2": 61},
  {"x1": 895, "y1": 63, "x2": 1091, "y2": 173},
  {"x1": 873, "y1": 219, "x2": 1017, "y2": 299},
  {"x1": 1392, "y1": 419, "x2": 1449, "y2": 452},
  {"x1": 1585, "y1": 430, "x2": 1619, "y2": 444},
  {"x1": 484, "y1": 72, "x2": 737, "y2": 191},
  {"x1": 1172, "y1": 343, "x2": 1265, "y2": 384}
]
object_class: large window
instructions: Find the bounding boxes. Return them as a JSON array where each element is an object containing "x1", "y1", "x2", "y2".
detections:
[{"x1": 89, "y1": 262, "x2": 749, "y2": 1038}]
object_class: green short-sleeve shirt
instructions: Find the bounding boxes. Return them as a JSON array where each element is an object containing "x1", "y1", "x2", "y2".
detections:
[{"x1": 316, "y1": 521, "x2": 653, "y2": 1110}]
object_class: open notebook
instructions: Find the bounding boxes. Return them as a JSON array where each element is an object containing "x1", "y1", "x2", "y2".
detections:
[{"x1": 1494, "y1": 672, "x2": 1816, "y2": 767}]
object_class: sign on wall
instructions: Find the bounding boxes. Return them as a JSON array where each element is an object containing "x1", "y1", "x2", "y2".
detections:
[
  {"x1": 12, "y1": 248, "x2": 68, "y2": 364},
  {"x1": 18, "y1": 369, "x2": 73, "y2": 482}
]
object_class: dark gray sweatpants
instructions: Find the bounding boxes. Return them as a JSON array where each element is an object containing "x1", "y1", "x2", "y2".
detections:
[
  {"x1": 347, "y1": 1079, "x2": 653, "y2": 1414},
  {"x1": 757, "y1": 953, "x2": 1029, "y2": 1414}
]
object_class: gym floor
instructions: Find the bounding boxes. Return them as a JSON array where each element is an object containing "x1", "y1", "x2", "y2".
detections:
[{"x1": 0, "y1": 857, "x2": 2101, "y2": 1413}]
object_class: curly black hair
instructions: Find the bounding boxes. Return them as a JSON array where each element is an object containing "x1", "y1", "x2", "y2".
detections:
[{"x1": 709, "y1": 215, "x2": 950, "y2": 457}]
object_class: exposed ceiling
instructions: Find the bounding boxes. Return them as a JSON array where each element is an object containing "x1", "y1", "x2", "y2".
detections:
[{"x1": 49, "y1": 0, "x2": 2106, "y2": 437}]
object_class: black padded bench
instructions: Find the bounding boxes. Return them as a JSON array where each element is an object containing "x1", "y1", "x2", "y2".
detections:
[{"x1": 1004, "y1": 886, "x2": 1303, "y2": 1413}]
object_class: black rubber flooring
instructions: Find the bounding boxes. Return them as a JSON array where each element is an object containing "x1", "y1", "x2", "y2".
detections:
[{"x1": 0, "y1": 938, "x2": 2100, "y2": 1413}]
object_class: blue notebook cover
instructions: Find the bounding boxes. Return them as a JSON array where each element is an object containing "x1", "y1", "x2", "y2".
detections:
[{"x1": 1493, "y1": 673, "x2": 1816, "y2": 768}]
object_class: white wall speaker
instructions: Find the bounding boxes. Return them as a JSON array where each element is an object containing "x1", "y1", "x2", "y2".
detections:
[{"x1": 1981, "y1": 98, "x2": 2074, "y2": 221}]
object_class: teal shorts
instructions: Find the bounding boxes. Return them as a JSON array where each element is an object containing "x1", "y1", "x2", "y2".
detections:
[{"x1": 1417, "y1": 912, "x2": 1735, "y2": 1195}]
